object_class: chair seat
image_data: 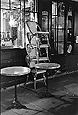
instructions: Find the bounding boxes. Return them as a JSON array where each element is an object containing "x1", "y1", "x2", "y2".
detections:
[
  {"x1": 32, "y1": 57, "x2": 49, "y2": 61},
  {"x1": 36, "y1": 31, "x2": 49, "y2": 34},
  {"x1": 39, "y1": 57, "x2": 49, "y2": 61},
  {"x1": 32, "y1": 44, "x2": 37, "y2": 48},
  {"x1": 40, "y1": 44, "x2": 49, "y2": 48}
]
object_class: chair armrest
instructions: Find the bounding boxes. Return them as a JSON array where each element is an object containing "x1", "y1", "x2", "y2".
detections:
[{"x1": 36, "y1": 31, "x2": 49, "y2": 34}]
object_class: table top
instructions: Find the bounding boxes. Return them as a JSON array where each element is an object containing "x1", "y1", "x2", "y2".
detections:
[
  {"x1": 1, "y1": 66, "x2": 31, "y2": 76},
  {"x1": 35, "y1": 63, "x2": 60, "y2": 70}
]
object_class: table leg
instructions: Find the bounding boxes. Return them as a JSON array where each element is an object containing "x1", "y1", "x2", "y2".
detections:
[
  {"x1": 6, "y1": 77, "x2": 27, "y2": 110},
  {"x1": 15, "y1": 83, "x2": 17, "y2": 101}
]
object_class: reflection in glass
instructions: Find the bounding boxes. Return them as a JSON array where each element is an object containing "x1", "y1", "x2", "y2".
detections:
[
  {"x1": 52, "y1": 1, "x2": 65, "y2": 54},
  {"x1": 1, "y1": 0, "x2": 38, "y2": 48}
]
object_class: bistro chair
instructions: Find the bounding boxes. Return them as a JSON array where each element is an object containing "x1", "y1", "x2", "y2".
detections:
[{"x1": 25, "y1": 21, "x2": 50, "y2": 90}]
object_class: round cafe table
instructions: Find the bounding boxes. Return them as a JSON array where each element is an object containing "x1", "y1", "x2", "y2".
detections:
[
  {"x1": 35, "y1": 63, "x2": 60, "y2": 98},
  {"x1": 1, "y1": 66, "x2": 31, "y2": 110}
]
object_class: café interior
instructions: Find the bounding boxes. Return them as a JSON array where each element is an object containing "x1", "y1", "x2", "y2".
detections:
[{"x1": 1, "y1": 0, "x2": 78, "y2": 115}]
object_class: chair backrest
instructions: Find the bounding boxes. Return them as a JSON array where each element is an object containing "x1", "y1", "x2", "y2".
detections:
[
  {"x1": 26, "y1": 44, "x2": 39, "y2": 68},
  {"x1": 26, "y1": 21, "x2": 41, "y2": 35},
  {"x1": 26, "y1": 21, "x2": 40, "y2": 64}
]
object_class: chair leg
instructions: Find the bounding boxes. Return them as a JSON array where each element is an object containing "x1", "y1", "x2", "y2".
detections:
[
  {"x1": 24, "y1": 75, "x2": 29, "y2": 85},
  {"x1": 43, "y1": 73, "x2": 47, "y2": 87},
  {"x1": 34, "y1": 74, "x2": 37, "y2": 90}
]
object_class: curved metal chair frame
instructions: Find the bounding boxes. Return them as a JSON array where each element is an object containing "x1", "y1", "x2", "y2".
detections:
[{"x1": 25, "y1": 21, "x2": 50, "y2": 89}]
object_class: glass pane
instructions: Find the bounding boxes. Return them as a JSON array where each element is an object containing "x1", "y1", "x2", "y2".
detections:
[
  {"x1": 58, "y1": 29, "x2": 64, "y2": 42},
  {"x1": 58, "y1": 16, "x2": 64, "y2": 28},
  {"x1": 52, "y1": 16, "x2": 58, "y2": 29},
  {"x1": 52, "y1": 1, "x2": 65, "y2": 54},
  {"x1": 1, "y1": 0, "x2": 9, "y2": 9},
  {"x1": 52, "y1": 1, "x2": 57, "y2": 15},
  {"x1": 58, "y1": 42, "x2": 64, "y2": 54}
]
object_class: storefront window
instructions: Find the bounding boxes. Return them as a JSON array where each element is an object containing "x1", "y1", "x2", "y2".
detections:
[
  {"x1": 52, "y1": 1, "x2": 65, "y2": 54},
  {"x1": 1, "y1": 0, "x2": 38, "y2": 48}
]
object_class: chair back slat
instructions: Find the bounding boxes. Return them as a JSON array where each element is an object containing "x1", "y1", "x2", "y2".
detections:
[{"x1": 26, "y1": 21, "x2": 41, "y2": 35}]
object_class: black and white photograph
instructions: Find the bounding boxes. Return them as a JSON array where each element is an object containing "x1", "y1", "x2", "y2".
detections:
[{"x1": 0, "y1": 0, "x2": 78, "y2": 115}]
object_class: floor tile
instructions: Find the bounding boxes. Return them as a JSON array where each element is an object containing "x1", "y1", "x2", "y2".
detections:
[
  {"x1": 61, "y1": 95, "x2": 77, "y2": 103},
  {"x1": 6, "y1": 86, "x2": 32, "y2": 95},
  {"x1": 1, "y1": 106, "x2": 6, "y2": 113},
  {"x1": 13, "y1": 109, "x2": 38, "y2": 115},
  {"x1": 18, "y1": 88, "x2": 38, "y2": 99},
  {"x1": 33, "y1": 98, "x2": 64, "y2": 110},
  {"x1": 24, "y1": 102, "x2": 44, "y2": 111},
  {"x1": 64, "y1": 83, "x2": 78, "y2": 96},
  {"x1": 1, "y1": 110, "x2": 18, "y2": 115},
  {"x1": 52, "y1": 90, "x2": 67, "y2": 96},
  {"x1": 18, "y1": 92, "x2": 39, "y2": 103},
  {"x1": 35, "y1": 110, "x2": 54, "y2": 115},
  {"x1": 64, "y1": 83, "x2": 78, "y2": 89},
  {"x1": 48, "y1": 99, "x2": 78, "y2": 115},
  {"x1": 1, "y1": 91, "x2": 13, "y2": 102}
]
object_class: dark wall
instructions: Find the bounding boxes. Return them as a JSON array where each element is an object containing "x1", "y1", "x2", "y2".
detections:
[
  {"x1": 65, "y1": 54, "x2": 78, "y2": 72},
  {"x1": 74, "y1": 12, "x2": 78, "y2": 36},
  {"x1": 1, "y1": 48, "x2": 27, "y2": 68},
  {"x1": 50, "y1": 54, "x2": 78, "y2": 72}
]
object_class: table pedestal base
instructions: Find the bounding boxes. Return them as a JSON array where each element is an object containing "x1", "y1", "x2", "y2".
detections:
[
  {"x1": 38, "y1": 90, "x2": 66, "y2": 99},
  {"x1": 6, "y1": 99, "x2": 42, "y2": 112},
  {"x1": 6, "y1": 100, "x2": 27, "y2": 110},
  {"x1": 38, "y1": 91, "x2": 53, "y2": 98},
  {"x1": 38, "y1": 91, "x2": 71, "y2": 104}
]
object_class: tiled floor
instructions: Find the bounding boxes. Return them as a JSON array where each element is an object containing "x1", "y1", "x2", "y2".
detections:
[{"x1": 1, "y1": 71, "x2": 78, "y2": 115}]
